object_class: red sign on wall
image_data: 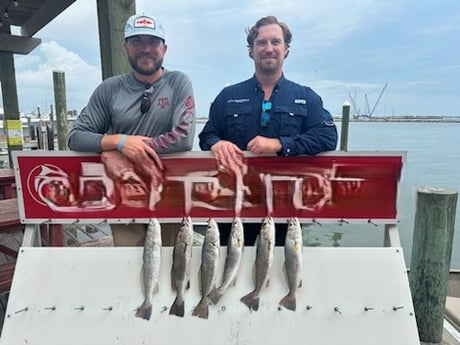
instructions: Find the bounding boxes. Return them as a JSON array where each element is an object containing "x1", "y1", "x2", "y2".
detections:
[{"x1": 12, "y1": 151, "x2": 404, "y2": 223}]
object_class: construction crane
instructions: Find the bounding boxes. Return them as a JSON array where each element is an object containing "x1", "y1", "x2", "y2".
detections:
[{"x1": 348, "y1": 83, "x2": 388, "y2": 118}]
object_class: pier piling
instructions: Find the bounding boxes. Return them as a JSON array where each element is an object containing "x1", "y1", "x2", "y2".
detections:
[
  {"x1": 340, "y1": 101, "x2": 350, "y2": 151},
  {"x1": 409, "y1": 187, "x2": 458, "y2": 343}
]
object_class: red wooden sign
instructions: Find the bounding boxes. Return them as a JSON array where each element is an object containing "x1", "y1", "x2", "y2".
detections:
[{"x1": 12, "y1": 151, "x2": 404, "y2": 223}]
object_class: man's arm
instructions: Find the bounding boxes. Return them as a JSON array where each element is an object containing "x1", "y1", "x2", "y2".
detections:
[
  {"x1": 198, "y1": 90, "x2": 228, "y2": 151},
  {"x1": 67, "y1": 83, "x2": 112, "y2": 153},
  {"x1": 146, "y1": 73, "x2": 196, "y2": 154},
  {"x1": 199, "y1": 92, "x2": 245, "y2": 173},
  {"x1": 278, "y1": 90, "x2": 338, "y2": 156}
]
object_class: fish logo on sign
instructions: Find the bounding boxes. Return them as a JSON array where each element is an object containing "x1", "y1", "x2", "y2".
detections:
[
  {"x1": 135, "y1": 17, "x2": 155, "y2": 29},
  {"x1": 27, "y1": 164, "x2": 72, "y2": 207}
]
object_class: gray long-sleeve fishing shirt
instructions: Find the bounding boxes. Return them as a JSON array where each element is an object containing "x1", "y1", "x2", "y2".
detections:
[{"x1": 68, "y1": 69, "x2": 196, "y2": 154}]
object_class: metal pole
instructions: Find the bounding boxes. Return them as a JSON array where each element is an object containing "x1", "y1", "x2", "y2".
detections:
[
  {"x1": 409, "y1": 186, "x2": 458, "y2": 343},
  {"x1": 340, "y1": 101, "x2": 350, "y2": 151}
]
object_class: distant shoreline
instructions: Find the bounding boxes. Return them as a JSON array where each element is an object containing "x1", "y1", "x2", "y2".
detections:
[
  {"x1": 337, "y1": 116, "x2": 460, "y2": 123},
  {"x1": 196, "y1": 116, "x2": 460, "y2": 124}
]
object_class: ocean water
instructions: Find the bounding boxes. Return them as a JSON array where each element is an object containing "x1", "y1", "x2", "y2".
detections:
[{"x1": 193, "y1": 121, "x2": 460, "y2": 269}]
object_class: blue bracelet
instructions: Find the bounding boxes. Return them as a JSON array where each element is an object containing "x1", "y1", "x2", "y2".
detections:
[{"x1": 117, "y1": 134, "x2": 127, "y2": 151}]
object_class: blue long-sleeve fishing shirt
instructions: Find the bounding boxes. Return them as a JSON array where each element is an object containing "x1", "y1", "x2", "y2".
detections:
[{"x1": 199, "y1": 74, "x2": 338, "y2": 156}]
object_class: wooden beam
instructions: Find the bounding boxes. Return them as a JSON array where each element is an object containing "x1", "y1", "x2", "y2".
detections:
[
  {"x1": 0, "y1": 33, "x2": 41, "y2": 54},
  {"x1": 21, "y1": 0, "x2": 76, "y2": 36},
  {"x1": 97, "y1": 0, "x2": 135, "y2": 79}
]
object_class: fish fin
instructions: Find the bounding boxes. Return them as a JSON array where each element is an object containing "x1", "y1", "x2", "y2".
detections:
[
  {"x1": 135, "y1": 301, "x2": 152, "y2": 320},
  {"x1": 265, "y1": 277, "x2": 270, "y2": 288},
  {"x1": 299, "y1": 279, "x2": 302, "y2": 288},
  {"x1": 240, "y1": 291, "x2": 259, "y2": 311},
  {"x1": 279, "y1": 293, "x2": 296, "y2": 312},
  {"x1": 140, "y1": 266, "x2": 145, "y2": 294},
  {"x1": 169, "y1": 297, "x2": 185, "y2": 317},
  {"x1": 170, "y1": 266, "x2": 176, "y2": 292},
  {"x1": 207, "y1": 288, "x2": 224, "y2": 305},
  {"x1": 186, "y1": 279, "x2": 191, "y2": 290},
  {"x1": 192, "y1": 299, "x2": 209, "y2": 319},
  {"x1": 282, "y1": 263, "x2": 288, "y2": 285}
]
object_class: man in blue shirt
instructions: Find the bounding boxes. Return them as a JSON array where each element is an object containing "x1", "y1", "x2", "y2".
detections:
[
  {"x1": 199, "y1": 15, "x2": 337, "y2": 171},
  {"x1": 198, "y1": 15, "x2": 338, "y2": 244}
]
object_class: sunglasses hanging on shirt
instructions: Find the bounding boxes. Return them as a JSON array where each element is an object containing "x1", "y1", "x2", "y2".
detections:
[
  {"x1": 141, "y1": 85, "x2": 154, "y2": 114},
  {"x1": 260, "y1": 100, "x2": 272, "y2": 127}
]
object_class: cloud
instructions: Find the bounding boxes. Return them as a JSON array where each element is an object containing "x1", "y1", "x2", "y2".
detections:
[
  {"x1": 2, "y1": 0, "x2": 459, "y2": 117},
  {"x1": 14, "y1": 41, "x2": 100, "y2": 113}
]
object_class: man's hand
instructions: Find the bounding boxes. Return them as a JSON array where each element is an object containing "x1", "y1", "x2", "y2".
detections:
[
  {"x1": 210, "y1": 140, "x2": 245, "y2": 174},
  {"x1": 247, "y1": 135, "x2": 282, "y2": 154},
  {"x1": 119, "y1": 135, "x2": 163, "y2": 173}
]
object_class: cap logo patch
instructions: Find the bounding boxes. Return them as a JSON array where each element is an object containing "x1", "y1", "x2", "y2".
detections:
[{"x1": 134, "y1": 17, "x2": 155, "y2": 29}]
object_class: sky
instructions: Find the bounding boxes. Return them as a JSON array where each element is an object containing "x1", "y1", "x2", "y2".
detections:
[{"x1": 1, "y1": 0, "x2": 460, "y2": 118}]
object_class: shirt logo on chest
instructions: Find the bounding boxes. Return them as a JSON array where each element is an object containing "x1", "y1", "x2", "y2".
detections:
[{"x1": 157, "y1": 97, "x2": 170, "y2": 109}]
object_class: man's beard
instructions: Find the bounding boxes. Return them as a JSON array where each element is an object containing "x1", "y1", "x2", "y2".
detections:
[
  {"x1": 128, "y1": 55, "x2": 163, "y2": 76},
  {"x1": 257, "y1": 56, "x2": 281, "y2": 75}
]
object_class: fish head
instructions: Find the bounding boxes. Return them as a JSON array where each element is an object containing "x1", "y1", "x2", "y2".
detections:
[
  {"x1": 232, "y1": 217, "x2": 243, "y2": 231},
  {"x1": 181, "y1": 216, "x2": 192, "y2": 228},
  {"x1": 262, "y1": 216, "x2": 273, "y2": 226},
  {"x1": 206, "y1": 218, "x2": 220, "y2": 245},
  {"x1": 230, "y1": 217, "x2": 245, "y2": 245},
  {"x1": 287, "y1": 217, "x2": 300, "y2": 229},
  {"x1": 286, "y1": 217, "x2": 302, "y2": 244},
  {"x1": 260, "y1": 216, "x2": 275, "y2": 241},
  {"x1": 148, "y1": 218, "x2": 161, "y2": 230}
]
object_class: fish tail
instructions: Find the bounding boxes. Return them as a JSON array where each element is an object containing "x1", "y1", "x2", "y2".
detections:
[
  {"x1": 169, "y1": 297, "x2": 185, "y2": 317},
  {"x1": 192, "y1": 299, "x2": 209, "y2": 319},
  {"x1": 135, "y1": 301, "x2": 152, "y2": 320},
  {"x1": 207, "y1": 288, "x2": 224, "y2": 305},
  {"x1": 240, "y1": 291, "x2": 259, "y2": 311},
  {"x1": 279, "y1": 292, "x2": 296, "y2": 311}
]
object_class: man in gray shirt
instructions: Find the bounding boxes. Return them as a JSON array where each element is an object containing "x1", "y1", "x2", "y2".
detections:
[{"x1": 68, "y1": 14, "x2": 196, "y2": 246}]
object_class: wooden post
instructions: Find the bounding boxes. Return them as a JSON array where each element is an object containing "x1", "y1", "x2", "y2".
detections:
[
  {"x1": 29, "y1": 124, "x2": 36, "y2": 141},
  {"x1": 53, "y1": 70, "x2": 68, "y2": 150},
  {"x1": 46, "y1": 124, "x2": 54, "y2": 150},
  {"x1": 36, "y1": 127, "x2": 43, "y2": 149},
  {"x1": 96, "y1": 0, "x2": 135, "y2": 79},
  {"x1": 340, "y1": 101, "x2": 350, "y2": 151},
  {"x1": 0, "y1": 21, "x2": 23, "y2": 167},
  {"x1": 409, "y1": 187, "x2": 458, "y2": 343},
  {"x1": 26, "y1": 116, "x2": 32, "y2": 139}
]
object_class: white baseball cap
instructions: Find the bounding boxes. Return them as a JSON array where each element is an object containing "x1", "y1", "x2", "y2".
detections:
[{"x1": 124, "y1": 14, "x2": 166, "y2": 41}]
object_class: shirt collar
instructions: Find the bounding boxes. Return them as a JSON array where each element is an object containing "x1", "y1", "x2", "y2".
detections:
[{"x1": 251, "y1": 73, "x2": 286, "y2": 91}]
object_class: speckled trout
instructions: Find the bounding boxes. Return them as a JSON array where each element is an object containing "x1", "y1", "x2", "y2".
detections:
[
  {"x1": 279, "y1": 217, "x2": 303, "y2": 311},
  {"x1": 208, "y1": 217, "x2": 244, "y2": 305},
  {"x1": 169, "y1": 217, "x2": 194, "y2": 317},
  {"x1": 240, "y1": 217, "x2": 275, "y2": 311},
  {"x1": 135, "y1": 218, "x2": 162, "y2": 320},
  {"x1": 192, "y1": 218, "x2": 220, "y2": 319}
]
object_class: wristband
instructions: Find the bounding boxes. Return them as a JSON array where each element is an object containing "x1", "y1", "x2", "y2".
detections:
[{"x1": 117, "y1": 134, "x2": 127, "y2": 151}]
